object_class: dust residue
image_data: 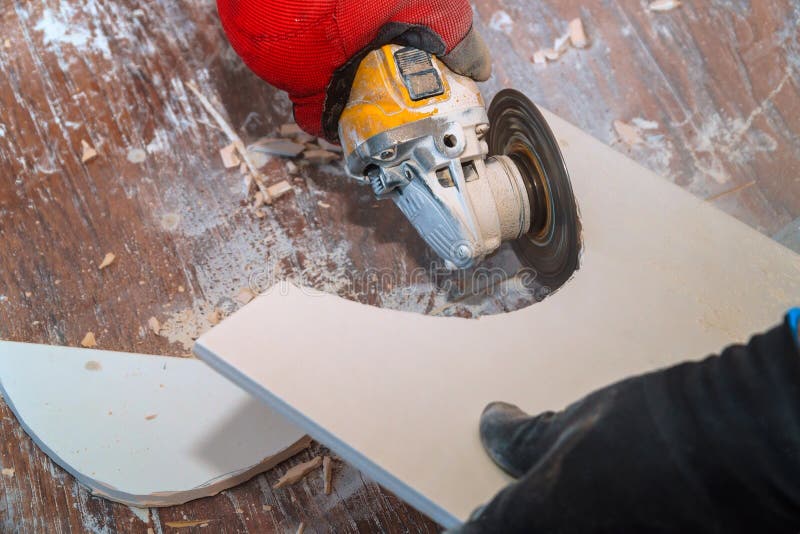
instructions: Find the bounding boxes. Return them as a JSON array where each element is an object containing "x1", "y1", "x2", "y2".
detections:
[
  {"x1": 489, "y1": 11, "x2": 514, "y2": 35},
  {"x1": 690, "y1": 65, "x2": 792, "y2": 184},
  {"x1": 32, "y1": 3, "x2": 110, "y2": 60},
  {"x1": 692, "y1": 113, "x2": 778, "y2": 184}
]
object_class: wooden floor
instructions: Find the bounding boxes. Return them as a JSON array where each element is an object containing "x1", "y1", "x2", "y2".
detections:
[{"x1": 0, "y1": 0, "x2": 798, "y2": 532}]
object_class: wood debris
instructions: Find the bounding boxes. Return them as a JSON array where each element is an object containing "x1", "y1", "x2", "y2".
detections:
[
  {"x1": 323, "y1": 455, "x2": 333, "y2": 495},
  {"x1": 81, "y1": 140, "x2": 98, "y2": 163},
  {"x1": 236, "y1": 287, "x2": 255, "y2": 305},
  {"x1": 302, "y1": 149, "x2": 339, "y2": 165},
  {"x1": 648, "y1": 0, "x2": 681, "y2": 11},
  {"x1": 553, "y1": 33, "x2": 571, "y2": 54},
  {"x1": 98, "y1": 252, "x2": 116, "y2": 270},
  {"x1": 163, "y1": 520, "x2": 211, "y2": 528},
  {"x1": 80, "y1": 332, "x2": 98, "y2": 348},
  {"x1": 185, "y1": 81, "x2": 273, "y2": 203},
  {"x1": 273, "y1": 456, "x2": 322, "y2": 489},
  {"x1": 533, "y1": 17, "x2": 589, "y2": 64},
  {"x1": 145, "y1": 414, "x2": 158, "y2": 421},
  {"x1": 285, "y1": 161, "x2": 299, "y2": 174},
  {"x1": 148, "y1": 316, "x2": 161, "y2": 335},
  {"x1": 147, "y1": 529, "x2": 154, "y2": 534},
  {"x1": 262, "y1": 504, "x2": 272, "y2": 512},
  {"x1": 84, "y1": 360, "x2": 102, "y2": 371},
  {"x1": 126, "y1": 148, "x2": 147, "y2": 164},
  {"x1": 568, "y1": 18, "x2": 588, "y2": 48},
  {"x1": 219, "y1": 143, "x2": 241, "y2": 168},
  {"x1": 1, "y1": 467, "x2": 14, "y2": 477},
  {"x1": 316, "y1": 138, "x2": 343, "y2": 153},
  {"x1": 266, "y1": 180, "x2": 293, "y2": 201},
  {"x1": 613, "y1": 120, "x2": 644, "y2": 145},
  {"x1": 296, "y1": 522, "x2": 306, "y2": 534},
  {"x1": 3, "y1": 39, "x2": 10, "y2": 49},
  {"x1": 532, "y1": 50, "x2": 548, "y2": 64},
  {"x1": 317, "y1": 200, "x2": 331, "y2": 209},
  {"x1": 279, "y1": 123, "x2": 304, "y2": 138}
]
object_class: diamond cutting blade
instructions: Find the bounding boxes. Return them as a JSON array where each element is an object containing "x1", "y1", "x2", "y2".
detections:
[{"x1": 488, "y1": 89, "x2": 582, "y2": 290}]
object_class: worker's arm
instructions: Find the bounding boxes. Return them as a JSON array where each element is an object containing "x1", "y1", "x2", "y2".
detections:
[
  {"x1": 215, "y1": 0, "x2": 491, "y2": 140},
  {"x1": 453, "y1": 310, "x2": 800, "y2": 534}
]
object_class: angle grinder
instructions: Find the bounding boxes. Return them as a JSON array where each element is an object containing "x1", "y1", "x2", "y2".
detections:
[{"x1": 338, "y1": 45, "x2": 581, "y2": 288}]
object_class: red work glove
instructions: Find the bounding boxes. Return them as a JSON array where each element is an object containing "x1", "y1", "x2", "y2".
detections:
[{"x1": 216, "y1": 0, "x2": 491, "y2": 141}]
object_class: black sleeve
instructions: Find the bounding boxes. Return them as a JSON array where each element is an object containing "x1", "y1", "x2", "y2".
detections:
[{"x1": 461, "y1": 319, "x2": 800, "y2": 534}]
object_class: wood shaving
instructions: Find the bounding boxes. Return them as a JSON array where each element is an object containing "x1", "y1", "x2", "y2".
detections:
[
  {"x1": 236, "y1": 287, "x2": 255, "y2": 305},
  {"x1": 323, "y1": 455, "x2": 333, "y2": 495},
  {"x1": 273, "y1": 456, "x2": 322, "y2": 489},
  {"x1": 207, "y1": 309, "x2": 222, "y2": 325},
  {"x1": 613, "y1": 120, "x2": 644, "y2": 145},
  {"x1": 145, "y1": 414, "x2": 158, "y2": 421},
  {"x1": 316, "y1": 138, "x2": 343, "y2": 153},
  {"x1": 3, "y1": 39, "x2": 10, "y2": 48},
  {"x1": 84, "y1": 360, "x2": 102, "y2": 371},
  {"x1": 266, "y1": 180, "x2": 293, "y2": 201},
  {"x1": 262, "y1": 504, "x2": 272, "y2": 512},
  {"x1": 285, "y1": 161, "x2": 299, "y2": 174},
  {"x1": 568, "y1": 18, "x2": 588, "y2": 48},
  {"x1": 534, "y1": 18, "x2": 588, "y2": 64},
  {"x1": 80, "y1": 332, "x2": 97, "y2": 348},
  {"x1": 648, "y1": 0, "x2": 681, "y2": 11},
  {"x1": 279, "y1": 123, "x2": 304, "y2": 138},
  {"x1": 81, "y1": 140, "x2": 98, "y2": 163},
  {"x1": 1, "y1": 467, "x2": 14, "y2": 477},
  {"x1": 554, "y1": 32, "x2": 571, "y2": 53},
  {"x1": 164, "y1": 520, "x2": 210, "y2": 528},
  {"x1": 543, "y1": 48, "x2": 562, "y2": 61},
  {"x1": 98, "y1": 252, "x2": 116, "y2": 270},
  {"x1": 219, "y1": 143, "x2": 241, "y2": 168},
  {"x1": 147, "y1": 529, "x2": 154, "y2": 534},
  {"x1": 296, "y1": 523, "x2": 305, "y2": 534},
  {"x1": 302, "y1": 149, "x2": 339, "y2": 165},
  {"x1": 148, "y1": 316, "x2": 161, "y2": 335},
  {"x1": 317, "y1": 200, "x2": 331, "y2": 209},
  {"x1": 252, "y1": 191, "x2": 267, "y2": 207}
]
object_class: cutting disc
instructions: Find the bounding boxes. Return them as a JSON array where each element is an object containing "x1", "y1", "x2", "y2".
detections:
[{"x1": 488, "y1": 89, "x2": 582, "y2": 290}]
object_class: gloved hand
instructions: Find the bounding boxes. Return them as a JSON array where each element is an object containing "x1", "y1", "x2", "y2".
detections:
[
  {"x1": 453, "y1": 310, "x2": 800, "y2": 534},
  {"x1": 216, "y1": 0, "x2": 491, "y2": 141}
]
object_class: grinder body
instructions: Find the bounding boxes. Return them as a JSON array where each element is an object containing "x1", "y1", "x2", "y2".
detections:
[
  {"x1": 339, "y1": 45, "x2": 580, "y2": 286},
  {"x1": 339, "y1": 45, "x2": 531, "y2": 270}
]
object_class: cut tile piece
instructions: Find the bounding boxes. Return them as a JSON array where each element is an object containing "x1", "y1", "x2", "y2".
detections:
[{"x1": 0, "y1": 342, "x2": 309, "y2": 507}]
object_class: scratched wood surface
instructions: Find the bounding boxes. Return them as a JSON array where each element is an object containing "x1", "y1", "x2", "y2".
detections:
[{"x1": 0, "y1": 0, "x2": 798, "y2": 532}]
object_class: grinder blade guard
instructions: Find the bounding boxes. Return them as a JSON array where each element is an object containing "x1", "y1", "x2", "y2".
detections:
[{"x1": 338, "y1": 45, "x2": 581, "y2": 290}]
